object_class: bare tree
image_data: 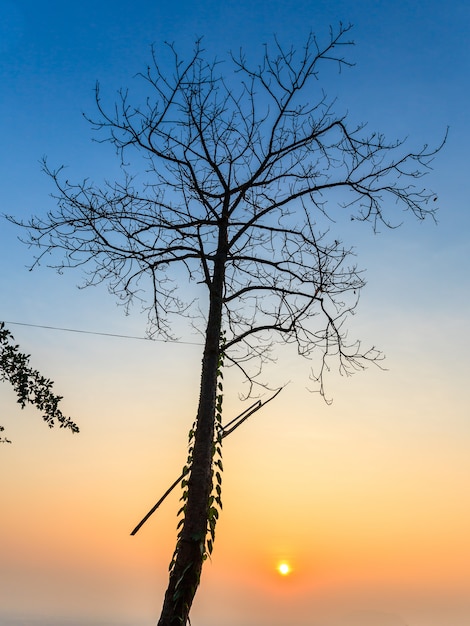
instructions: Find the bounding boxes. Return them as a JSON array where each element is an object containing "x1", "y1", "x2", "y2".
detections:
[{"x1": 8, "y1": 24, "x2": 443, "y2": 625}]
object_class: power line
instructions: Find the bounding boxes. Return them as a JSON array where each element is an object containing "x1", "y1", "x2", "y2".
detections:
[{"x1": 2, "y1": 320, "x2": 203, "y2": 346}]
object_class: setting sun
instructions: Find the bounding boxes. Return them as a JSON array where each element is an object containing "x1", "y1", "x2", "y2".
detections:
[{"x1": 277, "y1": 562, "x2": 291, "y2": 576}]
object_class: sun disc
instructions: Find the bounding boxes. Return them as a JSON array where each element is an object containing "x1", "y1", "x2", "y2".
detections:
[{"x1": 278, "y1": 562, "x2": 290, "y2": 576}]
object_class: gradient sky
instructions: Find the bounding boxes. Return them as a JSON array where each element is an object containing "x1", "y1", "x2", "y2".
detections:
[{"x1": 1, "y1": 1, "x2": 469, "y2": 625}]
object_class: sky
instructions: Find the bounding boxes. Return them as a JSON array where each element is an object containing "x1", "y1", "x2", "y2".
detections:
[{"x1": 0, "y1": 1, "x2": 469, "y2": 625}]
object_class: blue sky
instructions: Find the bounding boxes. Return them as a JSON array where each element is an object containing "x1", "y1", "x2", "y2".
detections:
[
  {"x1": 2, "y1": 0, "x2": 468, "y2": 328},
  {"x1": 1, "y1": 1, "x2": 469, "y2": 625}
]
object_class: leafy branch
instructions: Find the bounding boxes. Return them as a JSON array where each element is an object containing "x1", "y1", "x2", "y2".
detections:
[{"x1": 0, "y1": 322, "x2": 79, "y2": 442}]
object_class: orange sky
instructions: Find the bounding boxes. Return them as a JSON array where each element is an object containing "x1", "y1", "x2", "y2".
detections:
[{"x1": 1, "y1": 309, "x2": 469, "y2": 625}]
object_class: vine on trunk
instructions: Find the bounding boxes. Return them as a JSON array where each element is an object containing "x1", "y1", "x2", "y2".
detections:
[
  {"x1": 207, "y1": 333, "x2": 225, "y2": 558},
  {"x1": 169, "y1": 333, "x2": 225, "y2": 584}
]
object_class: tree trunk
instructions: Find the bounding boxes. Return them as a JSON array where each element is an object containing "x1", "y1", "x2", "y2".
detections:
[{"x1": 157, "y1": 223, "x2": 227, "y2": 626}]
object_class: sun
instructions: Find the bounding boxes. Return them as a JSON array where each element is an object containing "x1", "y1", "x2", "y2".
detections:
[{"x1": 277, "y1": 562, "x2": 291, "y2": 576}]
